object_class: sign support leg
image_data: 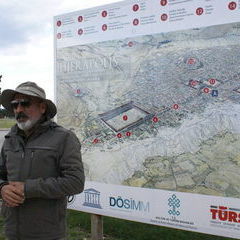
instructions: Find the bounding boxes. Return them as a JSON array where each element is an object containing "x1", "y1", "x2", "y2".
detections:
[{"x1": 91, "y1": 214, "x2": 103, "y2": 240}]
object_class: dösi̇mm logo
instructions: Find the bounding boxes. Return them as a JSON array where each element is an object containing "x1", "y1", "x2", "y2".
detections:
[
  {"x1": 82, "y1": 188, "x2": 102, "y2": 209},
  {"x1": 210, "y1": 206, "x2": 240, "y2": 222},
  {"x1": 109, "y1": 196, "x2": 150, "y2": 212}
]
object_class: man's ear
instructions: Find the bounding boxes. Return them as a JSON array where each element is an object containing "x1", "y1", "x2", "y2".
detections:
[{"x1": 40, "y1": 102, "x2": 47, "y2": 114}]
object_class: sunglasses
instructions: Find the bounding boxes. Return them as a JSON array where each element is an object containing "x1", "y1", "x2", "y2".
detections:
[{"x1": 10, "y1": 99, "x2": 31, "y2": 109}]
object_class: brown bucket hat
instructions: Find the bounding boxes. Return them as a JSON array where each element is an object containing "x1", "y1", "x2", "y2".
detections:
[{"x1": 0, "y1": 81, "x2": 57, "y2": 118}]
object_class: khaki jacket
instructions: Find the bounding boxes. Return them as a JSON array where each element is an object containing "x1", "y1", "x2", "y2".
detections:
[{"x1": 0, "y1": 120, "x2": 85, "y2": 240}]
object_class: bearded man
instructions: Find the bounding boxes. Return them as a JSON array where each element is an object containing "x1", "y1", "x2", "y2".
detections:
[{"x1": 0, "y1": 82, "x2": 85, "y2": 240}]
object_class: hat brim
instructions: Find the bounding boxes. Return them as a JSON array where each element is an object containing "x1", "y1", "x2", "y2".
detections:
[{"x1": 1, "y1": 89, "x2": 57, "y2": 119}]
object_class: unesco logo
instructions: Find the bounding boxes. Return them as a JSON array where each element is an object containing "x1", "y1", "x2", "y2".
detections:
[
  {"x1": 83, "y1": 188, "x2": 102, "y2": 209},
  {"x1": 168, "y1": 194, "x2": 180, "y2": 216}
]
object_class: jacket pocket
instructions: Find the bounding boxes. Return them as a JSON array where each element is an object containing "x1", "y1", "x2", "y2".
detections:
[{"x1": 26, "y1": 146, "x2": 59, "y2": 179}]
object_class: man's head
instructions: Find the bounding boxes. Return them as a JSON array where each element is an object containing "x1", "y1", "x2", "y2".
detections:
[{"x1": 1, "y1": 82, "x2": 57, "y2": 131}]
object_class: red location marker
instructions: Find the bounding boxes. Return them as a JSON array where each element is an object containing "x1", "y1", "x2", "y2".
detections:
[
  {"x1": 117, "y1": 133, "x2": 122, "y2": 138},
  {"x1": 160, "y1": 0, "x2": 168, "y2": 6},
  {"x1": 78, "y1": 29, "x2": 83, "y2": 35},
  {"x1": 126, "y1": 132, "x2": 131, "y2": 137},
  {"x1": 93, "y1": 138, "x2": 99, "y2": 144},
  {"x1": 78, "y1": 16, "x2": 83, "y2": 22},
  {"x1": 102, "y1": 24, "x2": 108, "y2": 31},
  {"x1": 57, "y1": 33, "x2": 61, "y2": 39},
  {"x1": 160, "y1": 14, "x2": 168, "y2": 21},
  {"x1": 190, "y1": 80, "x2": 198, "y2": 86},
  {"x1": 196, "y1": 7, "x2": 204, "y2": 15},
  {"x1": 128, "y1": 41, "x2": 134, "y2": 47},
  {"x1": 123, "y1": 115, "x2": 128, "y2": 121},
  {"x1": 228, "y1": 1, "x2": 237, "y2": 10},
  {"x1": 76, "y1": 89, "x2": 81, "y2": 94},
  {"x1": 209, "y1": 78, "x2": 216, "y2": 85},
  {"x1": 102, "y1": 10, "x2": 108, "y2": 17},
  {"x1": 133, "y1": 4, "x2": 139, "y2": 11},
  {"x1": 187, "y1": 58, "x2": 196, "y2": 65},
  {"x1": 133, "y1": 18, "x2": 139, "y2": 26},
  {"x1": 173, "y1": 104, "x2": 179, "y2": 110},
  {"x1": 153, "y1": 117, "x2": 159, "y2": 123},
  {"x1": 57, "y1": 21, "x2": 61, "y2": 27},
  {"x1": 203, "y1": 88, "x2": 210, "y2": 93}
]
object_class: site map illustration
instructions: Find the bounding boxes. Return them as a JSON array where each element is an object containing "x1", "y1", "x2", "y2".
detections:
[{"x1": 56, "y1": 22, "x2": 240, "y2": 198}]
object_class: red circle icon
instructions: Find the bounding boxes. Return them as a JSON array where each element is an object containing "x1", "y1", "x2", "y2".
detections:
[
  {"x1": 187, "y1": 58, "x2": 196, "y2": 65},
  {"x1": 57, "y1": 21, "x2": 61, "y2": 27},
  {"x1": 78, "y1": 29, "x2": 83, "y2": 35},
  {"x1": 203, "y1": 88, "x2": 210, "y2": 93},
  {"x1": 128, "y1": 41, "x2": 134, "y2": 47},
  {"x1": 190, "y1": 80, "x2": 198, "y2": 86},
  {"x1": 161, "y1": 14, "x2": 168, "y2": 21},
  {"x1": 133, "y1": 4, "x2": 139, "y2": 11},
  {"x1": 196, "y1": 7, "x2": 204, "y2": 15},
  {"x1": 76, "y1": 89, "x2": 81, "y2": 94},
  {"x1": 93, "y1": 138, "x2": 99, "y2": 144},
  {"x1": 133, "y1": 18, "x2": 139, "y2": 26},
  {"x1": 117, "y1": 133, "x2": 122, "y2": 138},
  {"x1": 78, "y1": 16, "x2": 83, "y2": 22},
  {"x1": 228, "y1": 1, "x2": 237, "y2": 10},
  {"x1": 102, "y1": 24, "x2": 108, "y2": 31},
  {"x1": 160, "y1": 0, "x2": 168, "y2": 6},
  {"x1": 173, "y1": 104, "x2": 179, "y2": 110},
  {"x1": 57, "y1": 33, "x2": 61, "y2": 39},
  {"x1": 209, "y1": 78, "x2": 216, "y2": 85},
  {"x1": 102, "y1": 10, "x2": 108, "y2": 17},
  {"x1": 153, "y1": 117, "x2": 159, "y2": 123},
  {"x1": 126, "y1": 132, "x2": 131, "y2": 137},
  {"x1": 123, "y1": 115, "x2": 128, "y2": 121}
]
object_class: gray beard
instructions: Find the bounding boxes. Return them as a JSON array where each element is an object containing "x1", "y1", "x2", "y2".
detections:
[{"x1": 17, "y1": 118, "x2": 39, "y2": 131}]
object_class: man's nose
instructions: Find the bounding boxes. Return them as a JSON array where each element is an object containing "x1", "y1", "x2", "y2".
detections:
[{"x1": 14, "y1": 104, "x2": 25, "y2": 113}]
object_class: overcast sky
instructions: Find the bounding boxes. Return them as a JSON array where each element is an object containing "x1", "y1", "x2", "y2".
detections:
[{"x1": 0, "y1": 0, "x2": 120, "y2": 101}]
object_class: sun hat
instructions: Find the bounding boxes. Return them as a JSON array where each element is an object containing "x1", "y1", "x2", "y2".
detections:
[{"x1": 0, "y1": 81, "x2": 57, "y2": 118}]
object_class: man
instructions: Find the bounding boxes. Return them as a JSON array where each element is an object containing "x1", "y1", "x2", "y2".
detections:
[{"x1": 0, "y1": 82, "x2": 85, "y2": 240}]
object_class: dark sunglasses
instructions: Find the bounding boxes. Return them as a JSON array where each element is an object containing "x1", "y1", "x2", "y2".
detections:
[{"x1": 10, "y1": 99, "x2": 31, "y2": 109}]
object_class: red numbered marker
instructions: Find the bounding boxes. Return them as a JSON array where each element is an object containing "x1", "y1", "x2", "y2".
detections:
[
  {"x1": 93, "y1": 138, "x2": 99, "y2": 144},
  {"x1": 133, "y1": 4, "x2": 139, "y2": 11},
  {"x1": 57, "y1": 33, "x2": 61, "y2": 39},
  {"x1": 190, "y1": 80, "x2": 198, "y2": 86},
  {"x1": 196, "y1": 7, "x2": 204, "y2": 15},
  {"x1": 153, "y1": 117, "x2": 159, "y2": 123},
  {"x1": 128, "y1": 41, "x2": 133, "y2": 47},
  {"x1": 123, "y1": 115, "x2": 128, "y2": 121},
  {"x1": 209, "y1": 78, "x2": 216, "y2": 85},
  {"x1": 78, "y1": 29, "x2": 83, "y2": 35},
  {"x1": 102, "y1": 24, "x2": 108, "y2": 31},
  {"x1": 161, "y1": 14, "x2": 168, "y2": 21},
  {"x1": 117, "y1": 133, "x2": 122, "y2": 138},
  {"x1": 126, "y1": 132, "x2": 131, "y2": 137},
  {"x1": 160, "y1": 0, "x2": 168, "y2": 6},
  {"x1": 203, "y1": 88, "x2": 210, "y2": 93},
  {"x1": 228, "y1": 1, "x2": 237, "y2": 10},
  {"x1": 102, "y1": 10, "x2": 108, "y2": 17},
  {"x1": 187, "y1": 58, "x2": 196, "y2": 65},
  {"x1": 78, "y1": 16, "x2": 83, "y2": 22},
  {"x1": 57, "y1": 21, "x2": 61, "y2": 27},
  {"x1": 173, "y1": 104, "x2": 179, "y2": 110},
  {"x1": 133, "y1": 18, "x2": 139, "y2": 26}
]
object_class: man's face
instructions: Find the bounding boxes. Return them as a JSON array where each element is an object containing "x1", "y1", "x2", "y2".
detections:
[{"x1": 11, "y1": 93, "x2": 46, "y2": 131}]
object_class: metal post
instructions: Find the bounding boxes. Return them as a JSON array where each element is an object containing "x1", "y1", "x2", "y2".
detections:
[{"x1": 91, "y1": 214, "x2": 103, "y2": 240}]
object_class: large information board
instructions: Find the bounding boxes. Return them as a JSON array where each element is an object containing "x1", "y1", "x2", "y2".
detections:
[{"x1": 54, "y1": 0, "x2": 240, "y2": 238}]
